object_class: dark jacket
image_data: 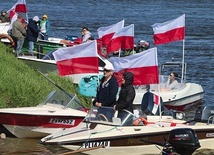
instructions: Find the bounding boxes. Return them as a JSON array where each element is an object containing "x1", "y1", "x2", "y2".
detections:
[
  {"x1": 26, "y1": 18, "x2": 40, "y2": 42},
  {"x1": 115, "y1": 72, "x2": 135, "y2": 113},
  {"x1": 93, "y1": 75, "x2": 118, "y2": 107}
]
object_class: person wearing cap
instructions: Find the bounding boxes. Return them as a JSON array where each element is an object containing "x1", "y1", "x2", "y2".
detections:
[
  {"x1": 26, "y1": 16, "x2": 40, "y2": 55},
  {"x1": 39, "y1": 14, "x2": 50, "y2": 40},
  {"x1": 11, "y1": 14, "x2": 27, "y2": 56},
  {"x1": 82, "y1": 27, "x2": 93, "y2": 43},
  {"x1": 0, "y1": 10, "x2": 10, "y2": 23},
  {"x1": 93, "y1": 63, "x2": 119, "y2": 122},
  {"x1": 114, "y1": 72, "x2": 135, "y2": 125}
]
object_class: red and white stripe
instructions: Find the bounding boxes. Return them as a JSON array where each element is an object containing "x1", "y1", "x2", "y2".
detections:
[
  {"x1": 152, "y1": 14, "x2": 185, "y2": 45},
  {"x1": 7, "y1": 0, "x2": 27, "y2": 13},
  {"x1": 109, "y1": 47, "x2": 159, "y2": 85},
  {"x1": 107, "y1": 24, "x2": 134, "y2": 53},
  {"x1": 152, "y1": 93, "x2": 160, "y2": 114},
  {"x1": 53, "y1": 41, "x2": 99, "y2": 76},
  {"x1": 97, "y1": 20, "x2": 124, "y2": 46}
]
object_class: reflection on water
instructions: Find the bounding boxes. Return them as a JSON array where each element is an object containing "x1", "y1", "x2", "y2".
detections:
[{"x1": 0, "y1": 137, "x2": 85, "y2": 155}]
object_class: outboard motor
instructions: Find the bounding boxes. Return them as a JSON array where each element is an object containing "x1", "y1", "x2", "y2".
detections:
[
  {"x1": 168, "y1": 128, "x2": 200, "y2": 155},
  {"x1": 194, "y1": 106, "x2": 214, "y2": 123}
]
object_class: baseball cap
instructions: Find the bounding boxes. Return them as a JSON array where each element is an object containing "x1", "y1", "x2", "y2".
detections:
[
  {"x1": 43, "y1": 14, "x2": 48, "y2": 19},
  {"x1": 104, "y1": 63, "x2": 114, "y2": 71}
]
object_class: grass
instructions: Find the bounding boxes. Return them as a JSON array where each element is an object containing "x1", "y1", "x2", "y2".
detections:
[{"x1": 0, "y1": 43, "x2": 92, "y2": 108}]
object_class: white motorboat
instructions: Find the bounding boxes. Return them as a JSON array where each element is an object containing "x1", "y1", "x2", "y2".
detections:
[
  {"x1": 40, "y1": 105, "x2": 214, "y2": 155},
  {"x1": 133, "y1": 61, "x2": 204, "y2": 111},
  {"x1": 0, "y1": 90, "x2": 88, "y2": 138}
]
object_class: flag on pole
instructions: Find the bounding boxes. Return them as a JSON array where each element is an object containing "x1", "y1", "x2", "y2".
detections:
[
  {"x1": 8, "y1": 9, "x2": 18, "y2": 31},
  {"x1": 53, "y1": 40, "x2": 99, "y2": 76},
  {"x1": 152, "y1": 14, "x2": 185, "y2": 45},
  {"x1": 109, "y1": 47, "x2": 159, "y2": 85},
  {"x1": 7, "y1": 0, "x2": 27, "y2": 31},
  {"x1": 97, "y1": 20, "x2": 125, "y2": 46},
  {"x1": 7, "y1": 0, "x2": 27, "y2": 13},
  {"x1": 152, "y1": 93, "x2": 161, "y2": 114},
  {"x1": 107, "y1": 24, "x2": 134, "y2": 54}
]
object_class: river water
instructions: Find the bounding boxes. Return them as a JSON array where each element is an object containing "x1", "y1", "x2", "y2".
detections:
[{"x1": 0, "y1": 0, "x2": 214, "y2": 154}]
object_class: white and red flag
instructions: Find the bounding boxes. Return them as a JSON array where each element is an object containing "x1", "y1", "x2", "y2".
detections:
[
  {"x1": 7, "y1": 0, "x2": 27, "y2": 13},
  {"x1": 152, "y1": 93, "x2": 161, "y2": 114},
  {"x1": 7, "y1": 0, "x2": 27, "y2": 30},
  {"x1": 53, "y1": 40, "x2": 99, "y2": 76},
  {"x1": 152, "y1": 14, "x2": 185, "y2": 45},
  {"x1": 109, "y1": 47, "x2": 159, "y2": 85},
  {"x1": 97, "y1": 20, "x2": 125, "y2": 46},
  {"x1": 107, "y1": 24, "x2": 134, "y2": 54}
]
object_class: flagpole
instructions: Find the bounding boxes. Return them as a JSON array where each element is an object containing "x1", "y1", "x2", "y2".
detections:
[
  {"x1": 181, "y1": 39, "x2": 185, "y2": 83},
  {"x1": 158, "y1": 82, "x2": 162, "y2": 123},
  {"x1": 25, "y1": 0, "x2": 28, "y2": 22}
]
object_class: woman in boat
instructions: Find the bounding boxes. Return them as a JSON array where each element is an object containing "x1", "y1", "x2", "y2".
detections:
[
  {"x1": 166, "y1": 72, "x2": 179, "y2": 90},
  {"x1": 114, "y1": 72, "x2": 136, "y2": 126}
]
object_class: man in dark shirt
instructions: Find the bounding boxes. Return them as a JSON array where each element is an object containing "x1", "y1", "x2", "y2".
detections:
[{"x1": 93, "y1": 63, "x2": 119, "y2": 122}]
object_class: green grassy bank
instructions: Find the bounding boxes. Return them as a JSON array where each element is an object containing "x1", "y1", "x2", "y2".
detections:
[{"x1": 0, "y1": 43, "x2": 91, "y2": 108}]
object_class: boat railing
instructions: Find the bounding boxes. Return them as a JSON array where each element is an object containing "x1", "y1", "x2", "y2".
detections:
[{"x1": 207, "y1": 115, "x2": 214, "y2": 125}]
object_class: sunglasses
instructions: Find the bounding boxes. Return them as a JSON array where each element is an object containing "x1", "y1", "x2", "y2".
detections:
[{"x1": 104, "y1": 69, "x2": 111, "y2": 72}]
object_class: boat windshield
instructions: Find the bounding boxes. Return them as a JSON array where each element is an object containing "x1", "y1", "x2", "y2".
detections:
[
  {"x1": 85, "y1": 106, "x2": 141, "y2": 126},
  {"x1": 134, "y1": 75, "x2": 185, "y2": 91},
  {"x1": 40, "y1": 90, "x2": 85, "y2": 110}
]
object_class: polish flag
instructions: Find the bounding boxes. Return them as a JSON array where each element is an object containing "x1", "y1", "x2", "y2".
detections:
[
  {"x1": 152, "y1": 14, "x2": 185, "y2": 45},
  {"x1": 8, "y1": 10, "x2": 18, "y2": 30},
  {"x1": 7, "y1": 0, "x2": 27, "y2": 13},
  {"x1": 109, "y1": 47, "x2": 159, "y2": 85},
  {"x1": 152, "y1": 93, "x2": 161, "y2": 114},
  {"x1": 97, "y1": 20, "x2": 125, "y2": 46},
  {"x1": 53, "y1": 40, "x2": 99, "y2": 76},
  {"x1": 107, "y1": 24, "x2": 134, "y2": 54}
]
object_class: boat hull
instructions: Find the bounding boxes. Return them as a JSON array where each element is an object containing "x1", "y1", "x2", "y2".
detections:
[{"x1": 0, "y1": 112, "x2": 85, "y2": 138}]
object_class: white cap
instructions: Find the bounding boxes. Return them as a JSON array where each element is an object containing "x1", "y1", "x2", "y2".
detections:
[
  {"x1": 33, "y1": 16, "x2": 39, "y2": 22},
  {"x1": 104, "y1": 63, "x2": 114, "y2": 71}
]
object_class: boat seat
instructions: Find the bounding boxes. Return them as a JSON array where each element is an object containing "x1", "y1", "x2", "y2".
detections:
[{"x1": 141, "y1": 91, "x2": 164, "y2": 115}]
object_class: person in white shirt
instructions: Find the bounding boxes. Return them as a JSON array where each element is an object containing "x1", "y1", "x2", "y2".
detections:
[
  {"x1": 81, "y1": 27, "x2": 93, "y2": 42},
  {"x1": 166, "y1": 72, "x2": 179, "y2": 90}
]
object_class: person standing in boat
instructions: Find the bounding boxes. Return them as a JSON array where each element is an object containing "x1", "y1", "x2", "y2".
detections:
[
  {"x1": 0, "y1": 10, "x2": 10, "y2": 23},
  {"x1": 93, "y1": 63, "x2": 119, "y2": 122},
  {"x1": 39, "y1": 14, "x2": 50, "y2": 40},
  {"x1": 81, "y1": 27, "x2": 93, "y2": 43},
  {"x1": 26, "y1": 16, "x2": 40, "y2": 56},
  {"x1": 11, "y1": 14, "x2": 26, "y2": 56},
  {"x1": 114, "y1": 72, "x2": 136, "y2": 126},
  {"x1": 166, "y1": 72, "x2": 179, "y2": 90}
]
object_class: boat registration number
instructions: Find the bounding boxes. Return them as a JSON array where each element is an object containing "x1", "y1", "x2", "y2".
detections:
[
  {"x1": 49, "y1": 118, "x2": 75, "y2": 125},
  {"x1": 83, "y1": 141, "x2": 110, "y2": 148}
]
